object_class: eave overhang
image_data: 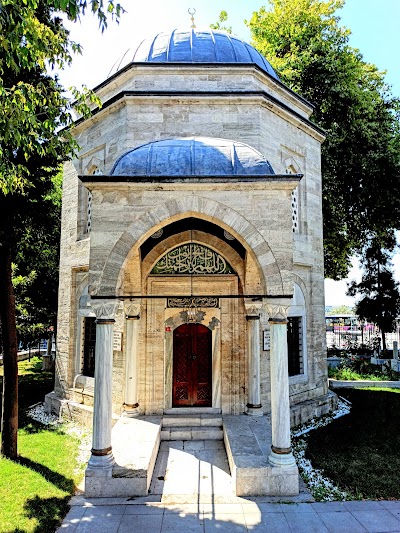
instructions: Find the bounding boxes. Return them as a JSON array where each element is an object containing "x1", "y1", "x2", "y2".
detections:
[
  {"x1": 95, "y1": 62, "x2": 314, "y2": 110},
  {"x1": 80, "y1": 173, "x2": 302, "y2": 183}
]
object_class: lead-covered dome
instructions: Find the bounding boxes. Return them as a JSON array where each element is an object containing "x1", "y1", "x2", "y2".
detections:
[
  {"x1": 111, "y1": 137, "x2": 275, "y2": 177},
  {"x1": 111, "y1": 29, "x2": 278, "y2": 80}
]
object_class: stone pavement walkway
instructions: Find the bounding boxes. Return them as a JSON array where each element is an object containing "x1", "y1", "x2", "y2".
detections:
[
  {"x1": 58, "y1": 441, "x2": 400, "y2": 532},
  {"x1": 57, "y1": 498, "x2": 400, "y2": 532}
]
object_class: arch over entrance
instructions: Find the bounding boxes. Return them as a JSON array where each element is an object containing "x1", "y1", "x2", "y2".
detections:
[
  {"x1": 173, "y1": 323, "x2": 212, "y2": 407},
  {"x1": 92, "y1": 195, "x2": 286, "y2": 296}
]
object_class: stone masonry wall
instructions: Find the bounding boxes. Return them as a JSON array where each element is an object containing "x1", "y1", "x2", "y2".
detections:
[{"x1": 55, "y1": 64, "x2": 327, "y2": 416}]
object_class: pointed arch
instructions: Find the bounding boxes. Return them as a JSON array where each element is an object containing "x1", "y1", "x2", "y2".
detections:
[{"x1": 90, "y1": 195, "x2": 287, "y2": 295}]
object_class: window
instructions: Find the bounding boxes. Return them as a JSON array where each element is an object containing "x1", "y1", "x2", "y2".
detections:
[
  {"x1": 287, "y1": 316, "x2": 303, "y2": 376},
  {"x1": 291, "y1": 187, "x2": 299, "y2": 233},
  {"x1": 83, "y1": 317, "x2": 96, "y2": 377},
  {"x1": 285, "y1": 160, "x2": 301, "y2": 233},
  {"x1": 86, "y1": 190, "x2": 92, "y2": 234}
]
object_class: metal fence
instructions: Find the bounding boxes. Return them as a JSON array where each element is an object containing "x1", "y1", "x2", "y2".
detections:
[{"x1": 326, "y1": 315, "x2": 400, "y2": 351}]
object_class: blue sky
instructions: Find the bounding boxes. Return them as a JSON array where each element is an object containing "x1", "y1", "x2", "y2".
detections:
[
  {"x1": 61, "y1": 0, "x2": 400, "y2": 96},
  {"x1": 60, "y1": 0, "x2": 400, "y2": 307}
]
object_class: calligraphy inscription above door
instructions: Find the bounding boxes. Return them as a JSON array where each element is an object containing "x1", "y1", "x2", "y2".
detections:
[{"x1": 151, "y1": 243, "x2": 234, "y2": 275}]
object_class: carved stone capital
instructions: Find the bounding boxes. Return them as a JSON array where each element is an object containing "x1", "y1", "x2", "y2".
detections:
[
  {"x1": 91, "y1": 298, "x2": 119, "y2": 321},
  {"x1": 244, "y1": 299, "x2": 262, "y2": 319},
  {"x1": 124, "y1": 299, "x2": 141, "y2": 319},
  {"x1": 263, "y1": 297, "x2": 292, "y2": 322},
  {"x1": 208, "y1": 317, "x2": 221, "y2": 331}
]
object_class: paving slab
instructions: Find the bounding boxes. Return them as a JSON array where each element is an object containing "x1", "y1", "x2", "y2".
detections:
[
  {"x1": 350, "y1": 509, "x2": 400, "y2": 533},
  {"x1": 203, "y1": 515, "x2": 247, "y2": 532},
  {"x1": 117, "y1": 513, "x2": 163, "y2": 533},
  {"x1": 381, "y1": 500, "x2": 400, "y2": 512},
  {"x1": 242, "y1": 501, "x2": 283, "y2": 513},
  {"x1": 318, "y1": 510, "x2": 368, "y2": 533},
  {"x1": 243, "y1": 511, "x2": 292, "y2": 532},
  {"x1": 280, "y1": 502, "x2": 318, "y2": 513},
  {"x1": 311, "y1": 501, "x2": 348, "y2": 512},
  {"x1": 286, "y1": 512, "x2": 330, "y2": 532},
  {"x1": 74, "y1": 513, "x2": 123, "y2": 533},
  {"x1": 124, "y1": 504, "x2": 165, "y2": 515},
  {"x1": 343, "y1": 500, "x2": 385, "y2": 511}
]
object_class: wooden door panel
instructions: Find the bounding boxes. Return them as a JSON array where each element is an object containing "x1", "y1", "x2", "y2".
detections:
[
  {"x1": 172, "y1": 325, "x2": 191, "y2": 406},
  {"x1": 173, "y1": 323, "x2": 212, "y2": 407},
  {"x1": 192, "y1": 325, "x2": 212, "y2": 405}
]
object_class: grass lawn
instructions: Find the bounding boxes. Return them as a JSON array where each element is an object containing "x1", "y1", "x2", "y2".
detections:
[
  {"x1": 304, "y1": 388, "x2": 400, "y2": 499},
  {"x1": 0, "y1": 356, "x2": 54, "y2": 411},
  {"x1": 0, "y1": 358, "x2": 83, "y2": 532},
  {"x1": 328, "y1": 365, "x2": 398, "y2": 381}
]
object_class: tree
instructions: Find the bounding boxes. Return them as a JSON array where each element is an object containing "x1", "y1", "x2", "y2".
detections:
[
  {"x1": 210, "y1": 10, "x2": 232, "y2": 34},
  {"x1": 347, "y1": 234, "x2": 400, "y2": 351},
  {"x1": 326, "y1": 305, "x2": 353, "y2": 316},
  {"x1": 247, "y1": 0, "x2": 400, "y2": 279},
  {"x1": 13, "y1": 172, "x2": 62, "y2": 349},
  {"x1": 0, "y1": 0, "x2": 123, "y2": 459}
]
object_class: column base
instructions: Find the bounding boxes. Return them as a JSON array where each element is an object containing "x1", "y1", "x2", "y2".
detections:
[
  {"x1": 246, "y1": 404, "x2": 263, "y2": 417},
  {"x1": 87, "y1": 450, "x2": 115, "y2": 470},
  {"x1": 268, "y1": 448, "x2": 297, "y2": 467},
  {"x1": 122, "y1": 404, "x2": 140, "y2": 417}
]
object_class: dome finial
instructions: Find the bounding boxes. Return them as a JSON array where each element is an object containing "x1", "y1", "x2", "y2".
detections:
[{"x1": 188, "y1": 8, "x2": 196, "y2": 29}]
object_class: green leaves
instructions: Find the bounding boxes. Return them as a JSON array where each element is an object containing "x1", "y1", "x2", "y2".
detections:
[
  {"x1": 210, "y1": 10, "x2": 232, "y2": 34},
  {"x1": 248, "y1": 0, "x2": 400, "y2": 279},
  {"x1": 0, "y1": 79, "x2": 74, "y2": 194},
  {"x1": 0, "y1": 1, "x2": 115, "y2": 195}
]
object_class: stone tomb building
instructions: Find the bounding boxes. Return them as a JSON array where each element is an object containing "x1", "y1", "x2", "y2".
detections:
[{"x1": 47, "y1": 29, "x2": 336, "y2": 497}]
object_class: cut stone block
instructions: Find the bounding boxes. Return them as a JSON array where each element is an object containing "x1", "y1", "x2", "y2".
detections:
[
  {"x1": 85, "y1": 416, "x2": 162, "y2": 497},
  {"x1": 223, "y1": 414, "x2": 299, "y2": 497}
]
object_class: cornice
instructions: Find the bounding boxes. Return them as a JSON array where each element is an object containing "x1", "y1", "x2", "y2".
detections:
[{"x1": 72, "y1": 90, "x2": 325, "y2": 141}]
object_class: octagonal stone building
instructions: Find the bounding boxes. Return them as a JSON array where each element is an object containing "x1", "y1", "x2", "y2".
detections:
[{"x1": 47, "y1": 28, "x2": 336, "y2": 497}]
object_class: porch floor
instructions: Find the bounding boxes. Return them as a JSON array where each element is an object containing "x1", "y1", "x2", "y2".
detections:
[{"x1": 150, "y1": 440, "x2": 235, "y2": 502}]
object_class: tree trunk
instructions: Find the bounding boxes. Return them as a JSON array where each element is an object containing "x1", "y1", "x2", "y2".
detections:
[
  {"x1": 0, "y1": 242, "x2": 19, "y2": 459},
  {"x1": 46, "y1": 335, "x2": 52, "y2": 356},
  {"x1": 381, "y1": 330, "x2": 387, "y2": 352}
]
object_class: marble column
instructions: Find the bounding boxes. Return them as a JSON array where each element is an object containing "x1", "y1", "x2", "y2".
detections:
[
  {"x1": 123, "y1": 301, "x2": 141, "y2": 417},
  {"x1": 87, "y1": 298, "x2": 118, "y2": 471},
  {"x1": 264, "y1": 297, "x2": 296, "y2": 467},
  {"x1": 245, "y1": 301, "x2": 263, "y2": 416}
]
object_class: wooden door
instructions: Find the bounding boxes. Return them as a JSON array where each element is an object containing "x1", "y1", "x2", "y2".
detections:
[{"x1": 173, "y1": 323, "x2": 212, "y2": 407}]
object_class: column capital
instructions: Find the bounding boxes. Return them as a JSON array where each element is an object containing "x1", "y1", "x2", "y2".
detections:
[
  {"x1": 263, "y1": 297, "x2": 292, "y2": 322},
  {"x1": 91, "y1": 298, "x2": 119, "y2": 321},
  {"x1": 124, "y1": 299, "x2": 141, "y2": 319},
  {"x1": 244, "y1": 299, "x2": 262, "y2": 318}
]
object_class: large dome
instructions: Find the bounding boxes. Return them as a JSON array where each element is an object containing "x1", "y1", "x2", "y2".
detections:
[
  {"x1": 111, "y1": 29, "x2": 278, "y2": 80},
  {"x1": 111, "y1": 137, "x2": 275, "y2": 177}
]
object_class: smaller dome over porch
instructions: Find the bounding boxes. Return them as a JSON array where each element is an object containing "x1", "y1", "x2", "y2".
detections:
[{"x1": 110, "y1": 137, "x2": 275, "y2": 177}]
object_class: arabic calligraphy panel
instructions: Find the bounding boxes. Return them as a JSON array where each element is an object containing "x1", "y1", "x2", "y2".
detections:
[{"x1": 151, "y1": 244, "x2": 234, "y2": 275}]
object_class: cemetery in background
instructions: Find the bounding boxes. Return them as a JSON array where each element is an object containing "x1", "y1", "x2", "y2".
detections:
[{"x1": 326, "y1": 314, "x2": 400, "y2": 354}]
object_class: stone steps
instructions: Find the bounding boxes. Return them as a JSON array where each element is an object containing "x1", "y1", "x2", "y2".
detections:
[
  {"x1": 161, "y1": 411, "x2": 223, "y2": 441},
  {"x1": 164, "y1": 407, "x2": 221, "y2": 415}
]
